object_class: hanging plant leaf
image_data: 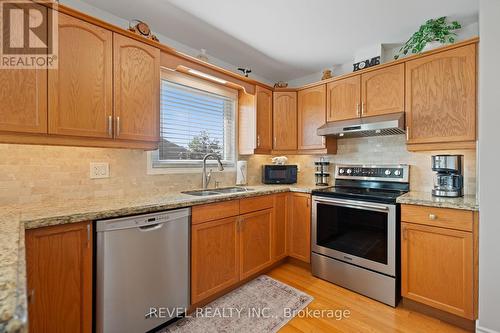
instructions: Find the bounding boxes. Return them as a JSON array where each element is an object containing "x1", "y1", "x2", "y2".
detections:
[{"x1": 394, "y1": 16, "x2": 462, "y2": 59}]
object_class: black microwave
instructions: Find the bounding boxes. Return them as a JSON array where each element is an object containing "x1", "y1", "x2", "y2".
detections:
[{"x1": 262, "y1": 165, "x2": 298, "y2": 184}]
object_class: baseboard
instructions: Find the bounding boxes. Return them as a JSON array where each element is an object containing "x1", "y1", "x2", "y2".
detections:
[
  {"x1": 476, "y1": 325, "x2": 500, "y2": 333},
  {"x1": 401, "y1": 298, "x2": 475, "y2": 332}
]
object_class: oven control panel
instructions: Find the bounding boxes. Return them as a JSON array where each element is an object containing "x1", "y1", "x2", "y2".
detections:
[{"x1": 336, "y1": 165, "x2": 409, "y2": 182}]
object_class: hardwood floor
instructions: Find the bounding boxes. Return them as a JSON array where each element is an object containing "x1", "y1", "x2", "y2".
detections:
[{"x1": 267, "y1": 262, "x2": 468, "y2": 333}]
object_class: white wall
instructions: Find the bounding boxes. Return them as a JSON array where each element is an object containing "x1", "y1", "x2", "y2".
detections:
[
  {"x1": 477, "y1": 1, "x2": 500, "y2": 332},
  {"x1": 59, "y1": 0, "x2": 274, "y2": 85},
  {"x1": 288, "y1": 22, "x2": 479, "y2": 87}
]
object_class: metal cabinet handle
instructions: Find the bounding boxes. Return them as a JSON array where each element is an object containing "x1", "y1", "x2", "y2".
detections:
[
  {"x1": 406, "y1": 127, "x2": 409, "y2": 141},
  {"x1": 116, "y1": 116, "x2": 120, "y2": 137},
  {"x1": 28, "y1": 289, "x2": 35, "y2": 303},
  {"x1": 429, "y1": 214, "x2": 437, "y2": 220},
  {"x1": 356, "y1": 103, "x2": 360, "y2": 117},
  {"x1": 362, "y1": 102, "x2": 366, "y2": 116},
  {"x1": 257, "y1": 135, "x2": 260, "y2": 147},
  {"x1": 86, "y1": 223, "x2": 91, "y2": 248},
  {"x1": 274, "y1": 137, "x2": 277, "y2": 148},
  {"x1": 107, "y1": 115, "x2": 112, "y2": 137}
]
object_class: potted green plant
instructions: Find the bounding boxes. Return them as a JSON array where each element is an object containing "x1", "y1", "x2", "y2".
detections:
[{"x1": 394, "y1": 17, "x2": 461, "y2": 59}]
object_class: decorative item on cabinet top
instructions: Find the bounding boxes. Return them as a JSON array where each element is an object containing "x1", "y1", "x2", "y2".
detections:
[
  {"x1": 274, "y1": 81, "x2": 289, "y2": 88},
  {"x1": 353, "y1": 56, "x2": 380, "y2": 71},
  {"x1": 128, "y1": 19, "x2": 159, "y2": 41},
  {"x1": 394, "y1": 16, "x2": 461, "y2": 59},
  {"x1": 321, "y1": 69, "x2": 333, "y2": 80}
]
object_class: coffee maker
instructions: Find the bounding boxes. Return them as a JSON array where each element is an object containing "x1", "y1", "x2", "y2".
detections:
[{"x1": 431, "y1": 155, "x2": 464, "y2": 197}]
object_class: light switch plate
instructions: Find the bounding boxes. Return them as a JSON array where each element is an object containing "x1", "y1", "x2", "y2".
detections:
[{"x1": 90, "y1": 162, "x2": 110, "y2": 179}]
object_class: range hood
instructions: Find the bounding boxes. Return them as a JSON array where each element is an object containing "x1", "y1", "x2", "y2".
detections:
[{"x1": 317, "y1": 112, "x2": 406, "y2": 138}]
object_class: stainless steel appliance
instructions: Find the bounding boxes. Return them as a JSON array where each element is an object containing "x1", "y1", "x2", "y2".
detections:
[
  {"x1": 311, "y1": 164, "x2": 409, "y2": 306},
  {"x1": 96, "y1": 208, "x2": 190, "y2": 333},
  {"x1": 317, "y1": 112, "x2": 406, "y2": 138},
  {"x1": 262, "y1": 165, "x2": 297, "y2": 184},
  {"x1": 431, "y1": 155, "x2": 464, "y2": 197}
]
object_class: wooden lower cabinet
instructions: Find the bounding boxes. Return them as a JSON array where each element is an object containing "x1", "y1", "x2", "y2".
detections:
[
  {"x1": 26, "y1": 221, "x2": 92, "y2": 333},
  {"x1": 288, "y1": 193, "x2": 311, "y2": 263},
  {"x1": 240, "y1": 209, "x2": 273, "y2": 279},
  {"x1": 401, "y1": 204, "x2": 477, "y2": 320},
  {"x1": 191, "y1": 193, "x2": 312, "y2": 304},
  {"x1": 272, "y1": 193, "x2": 288, "y2": 261},
  {"x1": 191, "y1": 217, "x2": 240, "y2": 304}
]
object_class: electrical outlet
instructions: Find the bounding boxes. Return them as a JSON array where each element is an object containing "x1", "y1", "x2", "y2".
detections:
[{"x1": 90, "y1": 162, "x2": 110, "y2": 179}]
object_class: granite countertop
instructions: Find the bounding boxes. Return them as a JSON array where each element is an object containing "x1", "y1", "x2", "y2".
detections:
[
  {"x1": 396, "y1": 191, "x2": 479, "y2": 211},
  {"x1": 0, "y1": 184, "x2": 321, "y2": 333}
]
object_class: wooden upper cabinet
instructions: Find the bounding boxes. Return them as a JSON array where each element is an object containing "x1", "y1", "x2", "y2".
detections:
[
  {"x1": 0, "y1": 3, "x2": 47, "y2": 134},
  {"x1": 327, "y1": 76, "x2": 361, "y2": 122},
  {"x1": 361, "y1": 64, "x2": 405, "y2": 117},
  {"x1": 255, "y1": 86, "x2": 273, "y2": 152},
  {"x1": 48, "y1": 13, "x2": 113, "y2": 138},
  {"x1": 0, "y1": 68, "x2": 47, "y2": 134},
  {"x1": 298, "y1": 85, "x2": 326, "y2": 150},
  {"x1": 288, "y1": 193, "x2": 311, "y2": 263},
  {"x1": 273, "y1": 91, "x2": 297, "y2": 150},
  {"x1": 113, "y1": 33, "x2": 160, "y2": 142},
  {"x1": 401, "y1": 222, "x2": 474, "y2": 319},
  {"x1": 26, "y1": 221, "x2": 92, "y2": 333},
  {"x1": 238, "y1": 92, "x2": 256, "y2": 155},
  {"x1": 405, "y1": 44, "x2": 476, "y2": 145},
  {"x1": 240, "y1": 208, "x2": 273, "y2": 279},
  {"x1": 191, "y1": 217, "x2": 240, "y2": 304}
]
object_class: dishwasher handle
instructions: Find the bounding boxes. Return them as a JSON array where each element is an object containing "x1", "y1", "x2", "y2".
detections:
[{"x1": 138, "y1": 223, "x2": 163, "y2": 232}]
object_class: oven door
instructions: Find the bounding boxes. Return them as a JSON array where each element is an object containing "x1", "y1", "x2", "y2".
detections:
[{"x1": 312, "y1": 196, "x2": 396, "y2": 276}]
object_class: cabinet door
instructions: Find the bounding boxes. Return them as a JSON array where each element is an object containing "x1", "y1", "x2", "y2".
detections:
[
  {"x1": 405, "y1": 44, "x2": 476, "y2": 144},
  {"x1": 272, "y1": 193, "x2": 288, "y2": 261},
  {"x1": 326, "y1": 76, "x2": 361, "y2": 122},
  {"x1": 238, "y1": 92, "x2": 256, "y2": 155},
  {"x1": 255, "y1": 85, "x2": 273, "y2": 152},
  {"x1": 191, "y1": 217, "x2": 239, "y2": 304},
  {"x1": 240, "y1": 209, "x2": 273, "y2": 279},
  {"x1": 273, "y1": 91, "x2": 297, "y2": 150},
  {"x1": 26, "y1": 221, "x2": 92, "y2": 333},
  {"x1": 113, "y1": 33, "x2": 160, "y2": 142},
  {"x1": 298, "y1": 85, "x2": 326, "y2": 150},
  {"x1": 361, "y1": 64, "x2": 404, "y2": 117},
  {"x1": 288, "y1": 193, "x2": 311, "y2": 263},
  {"x1": 401, "y1": 222, "x2": 474, "y2": 319},
  {"x1": 48, "y1": 13, "x2": 113, "y2": 138},
  {"x1": 0, "y1": 3, "x2": 47, "y2": 134}
]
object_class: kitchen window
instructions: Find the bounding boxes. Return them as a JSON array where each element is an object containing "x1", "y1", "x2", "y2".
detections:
[{"x1": 151, "y1": 70, "x2": 237, "y2": 169}]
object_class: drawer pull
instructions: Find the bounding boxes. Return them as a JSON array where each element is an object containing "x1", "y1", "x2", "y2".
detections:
[{"x1": 429, "y1": 214, "x2": 437, "y2": 220}]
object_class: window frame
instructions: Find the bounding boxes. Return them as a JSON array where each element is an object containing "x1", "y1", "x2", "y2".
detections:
[{"x1": 150, "y1": 68, "x2": 238, "y2": 171}]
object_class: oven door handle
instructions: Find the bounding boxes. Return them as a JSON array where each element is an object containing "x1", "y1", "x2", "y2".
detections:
[{"x1": 313, "y1": 198, "x2": 390, "y2": 212}]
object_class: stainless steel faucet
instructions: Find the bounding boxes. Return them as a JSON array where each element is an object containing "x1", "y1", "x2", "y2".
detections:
[{"x1": 202, "y1": 153, "x2": 224, "y2": 189}]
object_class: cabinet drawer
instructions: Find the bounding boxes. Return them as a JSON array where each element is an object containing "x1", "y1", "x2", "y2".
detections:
[
  {"x1": 192, "y1": 200, "x2": 240, "y2": 225},
  {"x1": 401, "y1": 204, "x2": 473, "y2": 232},
  {"x1": 240, "y1": 195, "x2": 274, "y2": 214}
]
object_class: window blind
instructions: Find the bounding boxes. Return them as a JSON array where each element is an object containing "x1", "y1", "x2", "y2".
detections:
[{"x1": 157, "y1": 80, "x2": 236, "y2": 165}]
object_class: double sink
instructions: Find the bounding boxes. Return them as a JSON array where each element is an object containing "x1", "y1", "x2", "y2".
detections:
[{"x1": 182, "y1": 187, "x2": 254, "y2": 197}]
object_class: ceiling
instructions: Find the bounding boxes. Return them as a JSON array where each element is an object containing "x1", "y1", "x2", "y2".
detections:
[{"x1": 79, "y1": 0, "x2": 479, "y2": 82}]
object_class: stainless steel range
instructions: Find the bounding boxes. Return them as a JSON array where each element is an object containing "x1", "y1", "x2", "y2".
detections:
[{"x1": 311, "y1": 164, "x2": 409, "y2": 306}]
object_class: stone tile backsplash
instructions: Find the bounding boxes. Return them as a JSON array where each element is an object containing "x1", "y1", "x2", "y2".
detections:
[
  {"x1": 0, "y1": 135, "x2": 476, "y2": 205},
  {"x1": 0, "y1": 144, "x2": 235, "y2": 205},
  {"x1": 241, "y1": 135, "x2": 477, "y2": 195}
]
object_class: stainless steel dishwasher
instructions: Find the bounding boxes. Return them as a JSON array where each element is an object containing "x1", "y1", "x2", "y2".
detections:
[{"x1": 96, "y1": 208, "x2": 190, "y2": 333}]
